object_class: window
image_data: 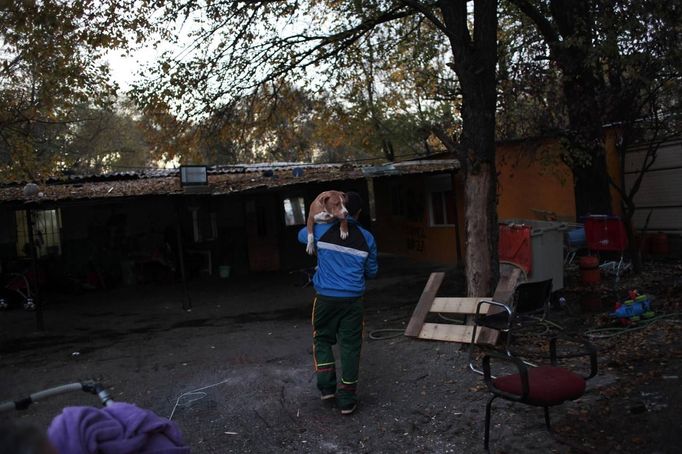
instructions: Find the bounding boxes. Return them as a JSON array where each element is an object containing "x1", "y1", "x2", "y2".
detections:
[
  {"x1": 427, "y1": 174, "x2": 456, "y2": 226},
  {"x1": 190, "y1": 207, "x2": 217, "y2": 242},
  {"x1": 15, "y1": 209, "x2": 62, "y2": 257},
  {"x1": 283, "y1": 197, "x2": 306, "y2": 226},
  {"x1": 429, "y1": 191, "x2": 456, "y2": 226}
]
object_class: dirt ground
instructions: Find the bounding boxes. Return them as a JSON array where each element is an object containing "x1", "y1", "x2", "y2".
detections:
[{"x1": 1, "y1": 255, "x2": 680, "y2": 453}]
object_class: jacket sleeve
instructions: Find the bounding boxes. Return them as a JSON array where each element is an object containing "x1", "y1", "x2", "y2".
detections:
[
  {"x1": 364, "y1": 234, "x2": 378, "y2": 279},
  {"x1": 298, "y1": 226, "x2": 309, "y2": 244}
]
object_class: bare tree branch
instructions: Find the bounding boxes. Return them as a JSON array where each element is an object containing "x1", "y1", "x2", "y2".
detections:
[
  {"x1": 508, "y1": 0, "x2": 560, "y2": 48},
  {"x1": 400, "y1": 0, "x2": 454, "y2": 39}
]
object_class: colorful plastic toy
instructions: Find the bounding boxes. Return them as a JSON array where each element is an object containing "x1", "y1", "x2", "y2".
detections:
[{"x1": 610, "y1": 290, "x2": 654, "y2": 322}]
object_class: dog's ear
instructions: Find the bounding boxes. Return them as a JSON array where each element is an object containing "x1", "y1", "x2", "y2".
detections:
[{"x1": 318, "y1": 193, "x2": 330, "y2": 208}]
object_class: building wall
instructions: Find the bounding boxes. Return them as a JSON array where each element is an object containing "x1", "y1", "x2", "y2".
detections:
[
  {"x1": 496, "y1": 132, "x2": 622, "y2": 222},
  {"x1": 372, "y1": 173, "x2": 463, "y2": 265},
  {"x1": 0, "y1": 207, "x2": 16, "y2": 266},
  {"x1": 624, "y1": 137, "x2": 682, "y2": 255},
  {"x1": 625, "y1": 138, "x2": 682, "y2": 234},
  {"x1": 496, "y1": 138, "x2": 576, "y2": 221},
  {"x1": 374, "y1": 133, "x2": 625, "y2": 266},
  {"x1": 56, "y1": 198, "x2": 178, "y2": 284}
]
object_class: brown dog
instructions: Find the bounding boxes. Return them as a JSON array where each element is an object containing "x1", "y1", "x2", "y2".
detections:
[{"x1": 306, "y1": 190, "x2": 349, "y2": 255}]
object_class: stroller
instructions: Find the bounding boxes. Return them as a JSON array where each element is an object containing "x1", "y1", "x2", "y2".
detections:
[
  {"x1": 0, "y1": 271, "x2": 36, "y2": 310},
  {"x1": 0, "y1": 381, "x2": 190, "y2": 453},
  {"x1": 0, "y1": 258, "x2": 47, "y2": 311}
]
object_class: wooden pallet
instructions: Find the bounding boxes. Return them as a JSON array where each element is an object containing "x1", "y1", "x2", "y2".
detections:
[{"x1": 404, "y1": 266, "x2": 522, "y2": 345}]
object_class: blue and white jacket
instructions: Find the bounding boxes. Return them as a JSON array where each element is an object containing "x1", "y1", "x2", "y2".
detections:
[{"x1": 298, "y1": 218, "x2": 378, "y2": 298}]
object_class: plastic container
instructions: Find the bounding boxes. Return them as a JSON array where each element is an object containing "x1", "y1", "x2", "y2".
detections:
[
  {"x1": 499, "y1": 224, "x2": 532, "y2": 274},
  {"x1": 500, "y1": 219, "x2": 567, "y2": 290},
  {"x1": 566, "y1": 227, "x2": 586, "y2": 248},
  {"x1": 219, "y1": 265, "x2": 231, "y2": 279},
  {"x1": 579, "y1": 256, "x2": 601, "y2": 285},
  {"x1": 583, "y1": 215, "x2": 628, "y2": 252}
]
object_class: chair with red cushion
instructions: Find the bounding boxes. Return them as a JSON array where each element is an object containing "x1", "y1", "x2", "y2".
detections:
[
  {"x1": 468, "y1": 278, "x2": 553, "y2": 375},
  {"x1": 480, "y1": 336, "x2": 597, "y2": 450}
]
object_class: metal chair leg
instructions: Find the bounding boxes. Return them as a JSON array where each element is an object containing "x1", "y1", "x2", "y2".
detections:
[
  {"x1": 484, "y1": 395, "x2": 497, "y2": 451},
  {"x1": 543, "y1": 406, "x2": 551, "y2": 432},
  {"x1": 468, "y1": 323, "x2": 483, "y2": 375}
]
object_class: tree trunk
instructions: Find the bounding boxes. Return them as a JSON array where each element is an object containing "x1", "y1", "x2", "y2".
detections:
[
  {"x1": 562, "y1": 76, "x2": 612, "y2": 218},
  {"x1": 440, "y1": 0, "x2": 499, "y2": 297},
  {"x1": 459, "y1": 83, "x2": 499, "y2": 296},
  {"x1": 571, "y1": 151, "x2": 612, "y2": 217},
  {"x1": 463, "y1": 161, "x2": 498, "y2": 296},
  {"x1": 549, "y1": 0, "x2": 612, "y2": 218},
  {"x1": 622, "y1": 210, "x2": 642, "y2": 273}
]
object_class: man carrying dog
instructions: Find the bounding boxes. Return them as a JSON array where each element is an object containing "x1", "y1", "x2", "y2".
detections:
[{"x1": 298, "y1": 191, "x2": 378, "y2": 415}]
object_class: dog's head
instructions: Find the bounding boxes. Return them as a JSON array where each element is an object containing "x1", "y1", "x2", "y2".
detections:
[{"x1": 319, "y1": 190, "x2": 348, "y2": 219}]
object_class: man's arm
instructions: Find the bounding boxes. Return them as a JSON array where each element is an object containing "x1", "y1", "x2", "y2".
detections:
[{"x1": 364, "y1": 234, "x2": 378, "y2": 279}]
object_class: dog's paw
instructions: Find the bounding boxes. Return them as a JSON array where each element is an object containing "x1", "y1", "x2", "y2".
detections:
[
  {"x1": 306, "y1": 233, "x2": 316, "y2": 255},
  {"x1": 314, "y1": 211, "x2": 334, "y2": 222},
  {"x1": 340, "y1": 229, "x2": 349, "y2": 240}
]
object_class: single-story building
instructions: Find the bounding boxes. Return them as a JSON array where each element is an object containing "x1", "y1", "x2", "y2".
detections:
[{"x1": 0, "y1": 160, "x2": 462, "y2": 292}]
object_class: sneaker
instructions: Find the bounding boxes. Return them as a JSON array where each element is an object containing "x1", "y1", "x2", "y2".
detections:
[
  {"x1": 320, "y1": 389, "x2": 335, "y2": 401},
  {"x1": 340, "y1": 403, "x2": 357, "y2": 415}
]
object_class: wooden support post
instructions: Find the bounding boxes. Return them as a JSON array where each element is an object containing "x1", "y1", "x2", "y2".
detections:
[
  {"x1": 175, "y1": 203, "x2": 192, "y2": 311},
  {"x1": 475, "y1": 266, "x2": 522, "y2": 345},
  {"x1": 26, "y1": 209, "x2": 44, "y2": 331}
]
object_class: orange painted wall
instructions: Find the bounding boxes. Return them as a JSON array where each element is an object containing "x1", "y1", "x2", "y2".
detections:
[
  {"x1": 373, "y1": 135, "x2": 623, "y2": 265},
  {"x1": 496, "y1": 138, "x2": 576, "y2": 221},
  {"x1": 373, "y1": 174, "x2": 463, "y2": 265},
  {"x1": 497, "y1": 134, "x2": 622, "y2": 221}
]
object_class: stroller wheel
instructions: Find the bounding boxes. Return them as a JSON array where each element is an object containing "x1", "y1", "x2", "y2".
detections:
[{"x1": 24, "y1": 299, "x2": 36, "y2": 311}]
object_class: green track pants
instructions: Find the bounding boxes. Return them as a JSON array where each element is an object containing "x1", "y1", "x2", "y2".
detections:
[{"x1": 312, "y1": 295, "x2": 363, "y2": 408}]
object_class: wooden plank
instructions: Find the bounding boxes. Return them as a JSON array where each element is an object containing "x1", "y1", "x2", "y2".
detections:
[
  {"x1": 430, "y1": 297, "x2": 492, "y2": 314},
  {"x1": 417, "y1": 323, "x2": 498, "y2": 344},
  {"x1": 417, "y1": 323, "x2": 497, "y2": 344},
  {"x1": 476, "y1": 266, "x2": 523, "y2": 345},
  {"x1": 404, "y1": 272, "x2": 445, "y2": 337},
  {"x1": 418, "y1": 323, "x2": 475, "y2": 343},
  {"x1": 493, "y1": 266, "x2": 522, "y2": 302},
  {"x1": 405, "y1": 264, "x2": 523, "y2": 345}
]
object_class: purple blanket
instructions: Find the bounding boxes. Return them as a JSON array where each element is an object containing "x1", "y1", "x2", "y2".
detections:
[{"x1": 48, "y1": 402, "x2": 190, "y2": 454}]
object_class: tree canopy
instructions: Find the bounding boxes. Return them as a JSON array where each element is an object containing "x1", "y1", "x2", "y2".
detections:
[
  {"x1": 503, "y1": 0, "x2": 682, "y2": 215},
  {"x1": 2, "y1": 0, "x2": 680, "y2": 288},
  {"x1": 0, "y1": 0, "x2": 153, "y2": 181}
]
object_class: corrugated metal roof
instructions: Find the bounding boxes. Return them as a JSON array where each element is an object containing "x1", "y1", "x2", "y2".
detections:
[
  {"x1": 0, "y1": 160, "x2": 459, "y2": 204},
  {"x1": 626, "y1": 139, "x2": 682, "y2": 233}
]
